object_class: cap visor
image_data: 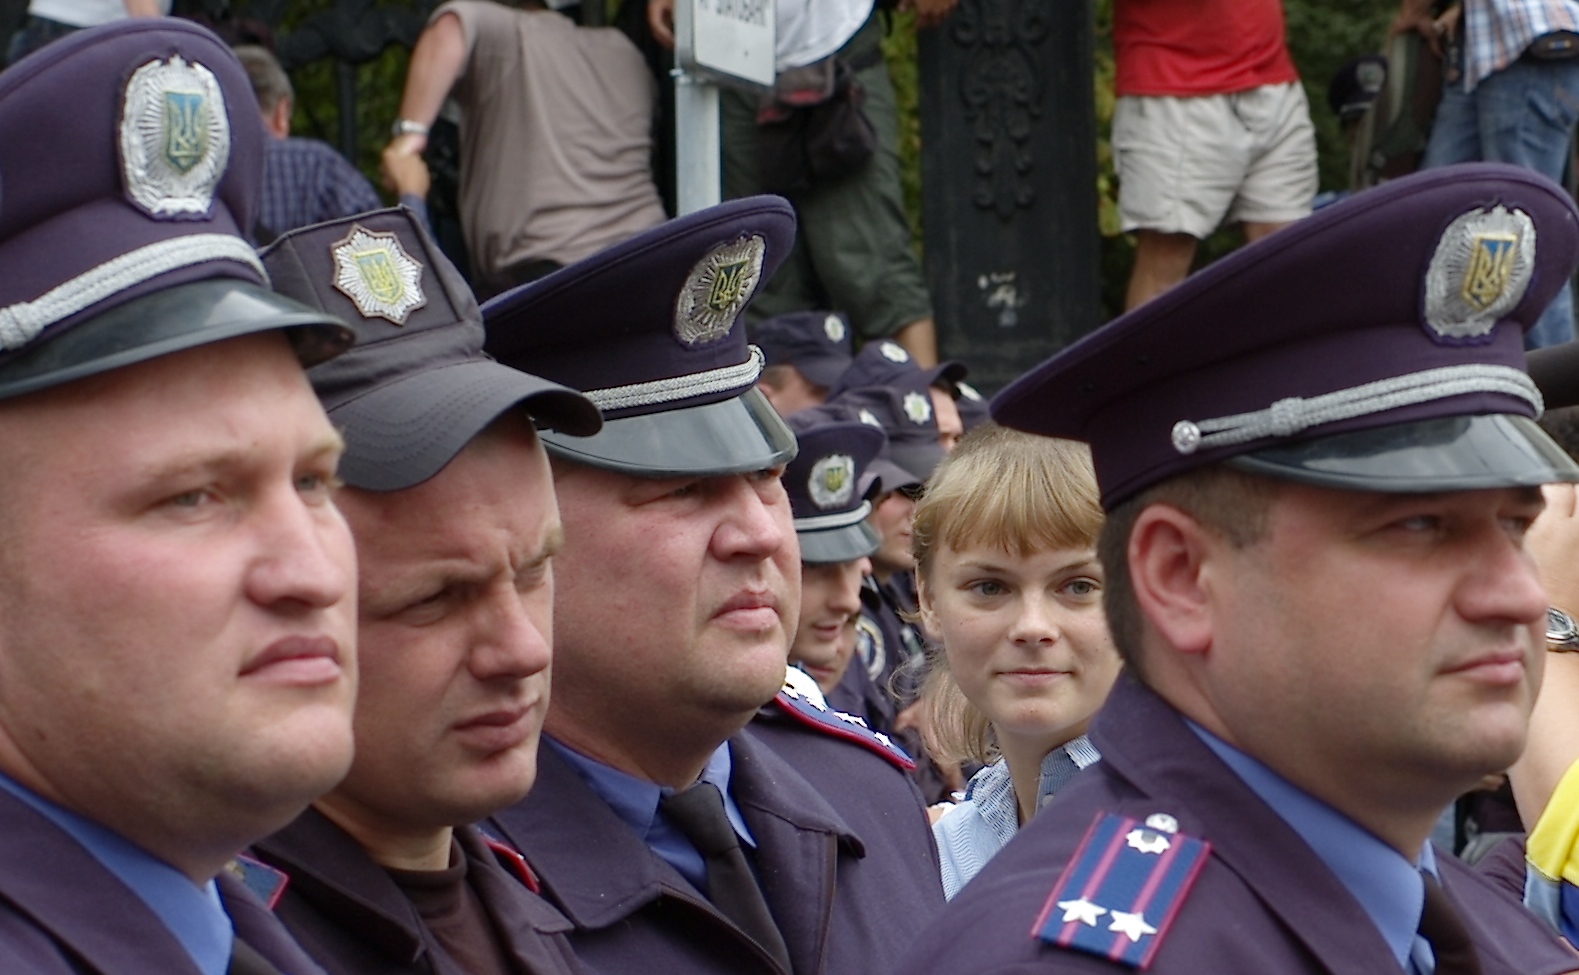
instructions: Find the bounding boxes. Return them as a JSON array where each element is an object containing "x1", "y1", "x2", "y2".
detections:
[
  {"x1": 332, "y1": 359, "x2": 601, "y2": 491},
  {"x1": 0, "y1": 279, "x2": 351, "y2": 400},
  {"x1": 542, "y1": 386, "x2": 796, "y2": 476},
  {"x1": 798, "y1": 520, "x2": 880, "y2": 564},
  {"x1": 1226, "y1": 414, "x2": 1579, "y2": 492}
]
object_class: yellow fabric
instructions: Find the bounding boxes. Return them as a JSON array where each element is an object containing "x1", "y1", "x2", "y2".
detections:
[{"x1": 1528, "y1": 758, "x2": 1579, "y2": 885}]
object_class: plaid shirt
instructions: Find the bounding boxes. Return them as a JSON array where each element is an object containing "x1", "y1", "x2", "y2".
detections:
[
  {"x1": 1464, "y1": 0, "x2": 1579, "y2": 89},
  {"x1": 259, "y1": 137, "x2": 382, "y2": 240}
]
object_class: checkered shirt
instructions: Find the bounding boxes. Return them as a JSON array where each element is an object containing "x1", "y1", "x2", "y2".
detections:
[
  {"x1": 1464, "y1": 0, "x2": 1579, "y2": 89},
  {"x1": 259, "y1": 137, "x2": 383, "y2": 239}
]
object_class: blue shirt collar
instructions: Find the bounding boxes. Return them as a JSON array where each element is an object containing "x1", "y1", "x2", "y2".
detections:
[
  {"x1": 0, "y1": 771, "x2": 234, "y2": 975},
  {"x1": 545, "y1": 736, "x2": 756, "y2": 891},
  {"x1": 1186, "y1": 722, "x2": 1435, "y2": 971}
]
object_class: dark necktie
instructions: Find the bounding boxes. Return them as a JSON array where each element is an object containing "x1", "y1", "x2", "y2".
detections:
[
  {"x1": 1417, "y1": 872, "x2": 1482, "y2": 975},
  {"x1": 228, "y1": 939, "x2": 285, "y2": 975},
  {"x1": 660, "y1": 782, "x2": 793, "y2": 973}
]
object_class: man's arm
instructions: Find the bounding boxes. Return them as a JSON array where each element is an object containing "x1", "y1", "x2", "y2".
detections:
[
  {"x1": 1511, "y1": 481, "x2": 1579, "y2": 826},
  {"x1": 386, "y1": 12, "x2": 468, "y2": 158},
  {"x1": 648, "y1": 0, "x2": 675, "y2": 50},
  {"x1": 1391, "y1": 0, "x2": 1459, "y2": 57}
]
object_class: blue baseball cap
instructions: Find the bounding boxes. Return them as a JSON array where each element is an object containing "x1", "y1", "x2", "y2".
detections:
[{"x1": 262, "y1": 207, "x2": 601, "y2": 491}]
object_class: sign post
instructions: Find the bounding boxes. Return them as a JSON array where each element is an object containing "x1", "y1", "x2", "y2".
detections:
[{"x1": 672, "y1": 0, "x2": 775, "y2": 214}]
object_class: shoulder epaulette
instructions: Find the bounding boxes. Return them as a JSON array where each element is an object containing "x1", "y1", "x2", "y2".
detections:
[
  {"x1": 771, "y1": 679, "x2": 915, "y2": 771},
  {"x1": 476, "y1": 828, "x2": 542, "y2": 894},
  {"x1": 1031, "y1": 811, "x2": 1210, "y2": 969},
  {"x1": 225, "y1": 854, "x2": 290, "y2": 910}
]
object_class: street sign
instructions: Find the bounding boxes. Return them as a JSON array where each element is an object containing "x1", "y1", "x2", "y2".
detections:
[{"x1": 676, "y1": 0, "x2": 775, "y2": 89}]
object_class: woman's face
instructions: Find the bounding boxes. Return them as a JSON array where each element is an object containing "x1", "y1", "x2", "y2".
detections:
[{"x1": 919, "y1": 541, "x2": 1121, "y2": 756}]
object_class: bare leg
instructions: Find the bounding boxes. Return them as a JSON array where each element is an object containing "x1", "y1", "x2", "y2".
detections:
[
  {"x1": 1243, "y1": 220, "x2": 1293, "y2": 243},
  {"x1": 1126, "y1": 230, "x2": 1199, "y2": 310}
]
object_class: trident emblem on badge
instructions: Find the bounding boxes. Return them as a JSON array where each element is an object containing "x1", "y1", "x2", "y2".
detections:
[
  {"x1": 162, "y1": 91, "x2": 208, "y2": 174},
  {"x1": 353, "y1": 248, "x2": 406, "y2": 306},
  {"x1": 706, "y1": 260, "x2": 751, "y2": 313},
  {"x1": 1461, "y1": 233, "x2": 1518, "y2": 312}
]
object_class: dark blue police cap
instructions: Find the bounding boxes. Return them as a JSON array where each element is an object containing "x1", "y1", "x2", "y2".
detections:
[
  {"x1": 830, "y1": 375, "x2": 945, "y2": 489},
  {"x1": 785, "y1": 407, "x2": 884, "y2": 564},
  {"x1": 993, "y1": 163, "x2": 1579, "y2": 509},
  {"x1": 261, "y1": 207, "x2": 601, "y2": 492},
  {"x1": 481, "y1": 196, "x2": 799, "y2": 476},
  {"x1": 829, "y1": 338, "x2": 966, "y2": 399},
  {"x1": 0, "y1": 20, "x2": 350, "y2": 400},
  {"x1": 752, "y1": 309, "x2": 854, "y2": 388},
  {"x1": 954, "y1": 379, "x2": 990, "y2": 432}
]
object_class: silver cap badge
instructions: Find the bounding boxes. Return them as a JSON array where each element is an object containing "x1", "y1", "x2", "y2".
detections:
[
  {"x1": 331, "y1": 225, "x2": 427, "y2": 324},
  {"x1": 120, "y1": 55, "x2": 229, "y2": 219},
  {"x1": 675, "y1": 235, "x2": 765, "y2": 347}
]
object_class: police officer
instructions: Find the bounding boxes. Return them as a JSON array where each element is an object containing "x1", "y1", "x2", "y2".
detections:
[
  {"x1": 752, "y1": 309, "x2": 855, "y2": 416},
  {"x1": 0, "y1": 20, "x2": 361, "y2": 973},
  {"x1": 479, "y1": 196, "x2": 945, "y2": 975},
  {"x1": 781, "y1": 408, "x2": 886, "y2": 722},
  {"x1": 893, "y1": 163, "x2": 1579, "y2": 973},
  {"x1": 243, "y1": 208, "x2": 602, "y2": 975}
]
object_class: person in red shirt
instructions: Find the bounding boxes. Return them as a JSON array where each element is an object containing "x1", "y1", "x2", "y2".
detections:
[{"x1": 1113, "y1": 0, "x2": 1317, "y2": 309}]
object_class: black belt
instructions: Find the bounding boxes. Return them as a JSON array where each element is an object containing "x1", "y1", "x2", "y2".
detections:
[{"x1": 1526, "y1": 30, "x2": 1579, "y2": 61}]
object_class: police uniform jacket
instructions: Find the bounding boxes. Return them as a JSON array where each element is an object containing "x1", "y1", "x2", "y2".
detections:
[
  {"x1": 486, "y1": 715, "x2": 945, "y2": 975},
  {"x1": 0, "y1": 785, "x2": 326, "y2": 975},
  {"x1": 891, "y1": 675, "x2": 1579, "y2": 974},
  {"x1": 251, "y1": 808, "x2": 587, "y2": 975}
]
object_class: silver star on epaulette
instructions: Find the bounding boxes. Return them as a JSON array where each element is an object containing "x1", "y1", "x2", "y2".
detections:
[
  {"x1": 1125, "y1": 828, "x2": 1171, "y2": 855},
  {"x1": 1108, "y1": 910, "x2": 1157, "y2": 943},
  {"x1": 806, "y1": 696, "x2": 828, "y2": 712},
  {"x1": 1056, "y1": 898, "x2": 1107, "y2": 926},
  {"x1": 874, "y1": 732, "x2": 894, "y2": 748}
]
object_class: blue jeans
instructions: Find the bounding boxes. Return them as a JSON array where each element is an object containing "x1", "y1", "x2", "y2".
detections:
[{"x1": 1423, "y1": 55, "x2": 1579, "y2": 348}]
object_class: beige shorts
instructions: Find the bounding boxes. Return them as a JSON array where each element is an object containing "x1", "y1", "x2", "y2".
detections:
[{"x1": 1113, "y1": 81, "x2": 1318, "y2": 238}]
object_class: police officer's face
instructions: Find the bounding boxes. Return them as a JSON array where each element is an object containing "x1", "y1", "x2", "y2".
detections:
[
  {"x1": 791, "y1": 558, "x2": 869, "y2": 691},
  {"x1": 1193, "y1": 482, "x2": 1547, "y2": 833},
  {"x1": 919, "y1": 543, "x2": 1118, "y2": 759},
  {"x1": 0, "y1": 334, "x2": 357, "y2": 881},
  {"x1": 321, "y1": 416, "x2": 557, "y2": 843},
  {"x1": 868, "y1": 491, "x2": 916, "y2": 577},
  {"x1": 547, "y1": 461, "x2": 800, "y2": 754},
  {"x1": 930, "y1": 388, "x2": 963, "y2": 452}
]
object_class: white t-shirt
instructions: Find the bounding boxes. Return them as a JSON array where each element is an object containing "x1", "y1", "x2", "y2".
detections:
[{"x1": 774, "y1": 0, "x2": 873, "y2": 70}]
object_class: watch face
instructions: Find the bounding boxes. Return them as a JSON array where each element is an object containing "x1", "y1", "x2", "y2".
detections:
[{"x1": 1548, "y1": 607, "x2": 1579, "y2": 649}]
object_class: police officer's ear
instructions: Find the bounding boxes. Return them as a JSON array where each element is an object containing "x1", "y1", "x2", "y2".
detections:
[{"x1": 1124, "y1": 503, "x2": 1219, "y2": 662}]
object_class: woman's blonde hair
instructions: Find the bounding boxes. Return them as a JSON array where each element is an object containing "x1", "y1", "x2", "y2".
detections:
[{"x1": 912, "y1": 423, "x2": 1104, "y2": 765}]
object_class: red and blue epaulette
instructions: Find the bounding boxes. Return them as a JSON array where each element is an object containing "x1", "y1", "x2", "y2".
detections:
[
  {"x1": 1031, "y1": 811, "x2": 1210, "y2": 970},
  {"x1": 476, "y1": 827, "x2": 542, "y2": 894},
  {"x1": 226, "y1": 854, "x2": 290, "y2": 910},
  {"x1": 771, "y1": 681, "x2": 915, "y2": 771}
]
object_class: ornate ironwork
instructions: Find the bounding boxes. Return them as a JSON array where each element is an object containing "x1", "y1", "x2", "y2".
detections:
[{"x1": 951, "y1": 0, "x2": 1048, "y2": 220}]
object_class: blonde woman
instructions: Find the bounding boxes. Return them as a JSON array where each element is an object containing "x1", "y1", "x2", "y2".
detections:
[{"x1": 915, "y1": 424, "x2": 1123, "y2": 899}]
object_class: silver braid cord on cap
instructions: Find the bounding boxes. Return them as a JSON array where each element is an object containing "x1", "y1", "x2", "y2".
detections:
[{"x1": 1169, "y1": 364, "x2": 1542, "y2": 455}]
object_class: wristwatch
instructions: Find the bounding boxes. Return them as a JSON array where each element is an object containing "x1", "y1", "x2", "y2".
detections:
[
  {"x1": 1547, "y1": 606, "x2": 1579, "y2": 651},
  {"x1": 390, "y1": 118, "x2": 429, "y2": 138}
]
